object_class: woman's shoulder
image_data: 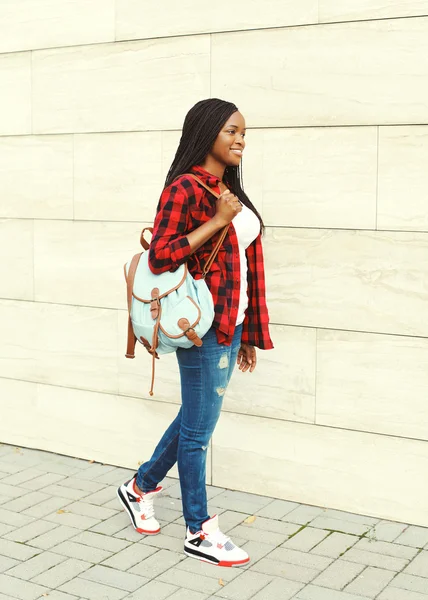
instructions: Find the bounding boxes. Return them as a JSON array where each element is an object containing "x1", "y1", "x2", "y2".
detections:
[{"x1": 161, "y1": 173, "x2": 205, "y2": 204}]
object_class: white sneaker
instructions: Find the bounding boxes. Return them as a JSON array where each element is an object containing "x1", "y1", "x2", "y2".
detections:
[
  {"x1": 117, "y1": 475, "x2": 162, "y2": 535},
  {"x1": 184, "y1": 515, "x2": 250, "y2": 567}
]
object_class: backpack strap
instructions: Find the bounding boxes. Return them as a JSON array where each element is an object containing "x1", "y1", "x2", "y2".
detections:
[
  {"x1": 124, "y1": 252, "x2": 143, "y2": 358},
  {"x1": 185, "y1": 174, "x2": 230, "y2": 278}
]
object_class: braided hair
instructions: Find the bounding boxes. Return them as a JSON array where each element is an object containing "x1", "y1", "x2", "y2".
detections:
[{"x1": 164, "y1": 98, "x2": 264, "y2": 233}]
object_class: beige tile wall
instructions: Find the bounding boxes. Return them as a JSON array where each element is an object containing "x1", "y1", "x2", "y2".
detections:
[{"x1": 1, "y1": 4, "x2": 428, "y2": 525}]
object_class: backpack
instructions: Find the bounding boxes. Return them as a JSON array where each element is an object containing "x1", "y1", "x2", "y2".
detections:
[{"x1": 124, "y1": 174, "x2": 228, "y2": 396}]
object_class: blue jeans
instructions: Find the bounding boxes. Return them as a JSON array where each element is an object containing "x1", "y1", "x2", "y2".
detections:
[{"x1": 136, "y1": 324, "x2": 242, "y2": 533}]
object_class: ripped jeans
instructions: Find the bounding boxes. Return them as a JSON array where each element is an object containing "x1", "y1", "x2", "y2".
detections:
[{"x1": 136, "y1": 324, "x2": 243, "y2": 533}]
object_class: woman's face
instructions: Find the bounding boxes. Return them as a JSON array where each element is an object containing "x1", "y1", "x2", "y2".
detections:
[{"x1": 208, "y1": 111, "x2": 246, "y2": 168}]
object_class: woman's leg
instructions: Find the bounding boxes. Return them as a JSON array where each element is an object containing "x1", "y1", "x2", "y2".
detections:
[
  {"x1": 177, "y1": 325, "x2": 242, "y2": 533},
  {"x1": 136, "y1": 407, "x2": 182, "y2": 493}
]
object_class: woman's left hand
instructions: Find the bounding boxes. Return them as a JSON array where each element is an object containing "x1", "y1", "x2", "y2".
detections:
[{"x1": 237, "y1": 343, "x2": 257, "y2": 373}]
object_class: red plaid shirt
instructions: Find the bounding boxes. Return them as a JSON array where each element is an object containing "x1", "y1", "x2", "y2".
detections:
[{"x1": 149, "y1": 165, "x2": 274, "y2": 350}]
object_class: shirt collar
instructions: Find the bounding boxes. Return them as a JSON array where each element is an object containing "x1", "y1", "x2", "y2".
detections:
[{"x1": 190, "y1": 165, "x2": 221, "y2": 187}]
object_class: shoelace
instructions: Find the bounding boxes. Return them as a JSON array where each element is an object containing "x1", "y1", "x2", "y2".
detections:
[
  {"x1": 207, "y1": 528, "x2": 232, "y2": 547},
  {"x1": 136, "y1": 493, "x2": 155, "y2": 519}
]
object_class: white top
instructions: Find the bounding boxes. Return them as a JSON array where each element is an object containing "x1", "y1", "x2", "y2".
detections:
[{"x1": 232, "y1": 204, "x2": 261, "y2": 326}]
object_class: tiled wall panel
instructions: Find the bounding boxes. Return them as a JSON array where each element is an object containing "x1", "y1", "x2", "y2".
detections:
[
  {"x1": 0, "y1": 136, "x2": 73, "y2": 219},
  {"x1": 74, "y1": 132, "x2": 162, "y2": 222},
  {"x1": 0, "y1": 52, "x2": 31, "y2": 136},
  {"x1": 212, "y1": 411, "x2": 428, "y2": 527},
  {"x1": 212, "y1": 18, "x2": 428, "y2": 127},
  {"x1": 0, "y1": 0, "x2": 115, "y2": 54},
  {"x1": 319, "y1": 0, "x2": 428, "y2": 23},
  {"x1": 0, "y1": 220, "x2": 34, "y2": 301},
  {"x1": 115, "y1": 0, "x2": 318, "y2": 40},
  {"x1": 378, "y1": 126, "x2": 428, "y2": 232},
  {"x1": 317, "y1": 329, "x2": 428, "y2": 441},
  {"x1": 32, "y1": 36, "x2": 210, "y2": 134},
  {"x1": 265, "y1": 227, "x2": 428, "y2": 338},
  {"x1": 0, "y1": 300, "x2": 118, "y2": 393}
]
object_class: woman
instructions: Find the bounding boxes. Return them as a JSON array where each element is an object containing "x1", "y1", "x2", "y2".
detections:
[{"x1": 118, "y1": 98, "x2": 273, "y2": 567}]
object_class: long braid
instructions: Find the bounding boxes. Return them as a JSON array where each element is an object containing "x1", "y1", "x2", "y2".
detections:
[{"x1": 164, "y1": 98, "x2": 265, "y2": 234}]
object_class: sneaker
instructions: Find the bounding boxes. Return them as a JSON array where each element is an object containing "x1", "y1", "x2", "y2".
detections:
[
  {"x1": 184, "y1": 514, "x2": 250, "y2": 567},
  {"x1": 117, "y1": 475, "x2": 162, "y2": 535}
]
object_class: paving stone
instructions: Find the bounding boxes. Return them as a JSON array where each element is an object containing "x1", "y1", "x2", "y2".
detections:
[
  {"x1": 101, "y1": 543, "x2": 158, "y2": 571},
  {"x1": 239, "y1": 540, "x2": 278, "y2": 566},
  {"x1": 354, "y1": 538, "x2": 418, "y2": 560},
  {"x1": 5, "y1": 550, "x2": 66, "y2": 580},
  {"x1": 296, "y1": 584, "x2": 374, "y2": 599},
  {"x1": 113, "y1": 526, "x2": 144, "y2": 542},
  {"x1": 0, "y1": 574, "x2": 49, "y2": 600},
  {"x1": 70, "y1": 531, "x2": 130, "y2": 553},
  {"x1": 62, "y1": 500, "x2": 117, "y2": 520},
  {"x1": 226, "y1": 524, "x2": 288, "y2": 546},
  {"x1": 0, "y1": 497, "x2": 9, "y2": 506},
  {"x1": 322, "y1": 509, "x2": 379, "y2": 527},
  {"x1": 23, "y1": 496, "x2": 69, "y2": 518},
  {"x1": 377, "y1": 587, "x2": 428, "y2": 599},
  {"x1": 32, "y1": 557, "x2": 91, "y2": 587},
  {"x1": 206, "y1": 486, "x2": 226, "y2": 501},
  {"x1": 255, "y1": 499, "x2": 300, "y2": 520},
  {"x1": 174, "y1": 554, "x2": 241, "y2": 582},
  {"x1": 283, "y1": 506, "x2": 327, "y2": 525},
  {"x1": 160, "y1": 523, "x2": 184, "y2": 540},
  {"x1": 126, "y1": 579, "x2": 178, "y2": 600},
  {"x1": 168, "y1": 590, "x2": 211, "y2": 600},
  {"x1": 52, "y1": 540, "x2": 113, "y2": 563},
  {"x1": 281, "y1": 527, "x2": 329, "y2": 551},
  {"x1": 79, "y1": 564, "x2": 149, "y2": 591},
  {"x1": 92, "y1": 467, "x2": 135, "y2": 486},
  {"x1": 21, "y1": 472, "x2": 66, "y2": 490},
  {"x1": 395, "y1": 526, "x2": 428, "y2": 549},
  {"x1": 310, "y1": 516, "x2": 372, "y2": 536},
  {"x1": 214, "y1": 570, "x2": 273, "y2": 599},
  {"x1": 370, "y1": 521, "x2": 408, "y2": 542},
  {"x1": 154, "y1": 506, "x2": 183, "y2": 524},
  {"x1": 342, "y1": 548, "x2": 409, "y2": 571},
  {"x1": 208, "y1": 491, "x2": 272, "y2": 514},
  {"x1": 0, "y1": 539, "x2": 40, "y2": 561},
  {"x1": 251, "y1": 557, "x2": 320, "y2": 583},
  {"x1": 128, "y1": 548, "x2": 184, "y2": 580},
  {"x1": 0, "y1": 507, "x2": 35, "y2": 528},
  {"x1": 216, "y1": 511, "x2": 249, "y2": 533},
  {"x1": 140, "y1": 534, "x2": 185, "y2": 553},
  {"x1": 73, "y1": 464, "x2": 117, "y2": 482},
  {"x1": 241, "y1": 516, "x2": 298, "y2": 537},
  {"x1": 4, "y1": 491, "x2": 49, "y2": 513},
  {"x1": 40, "y1": 484, "x2": 89, "y2": 501},
  {"x1": 403, "y1": 550, "x2": 428, "y2": 577},
  {"x1": 0, "y1": 556, "x2": 19, "y2": 573},
  {"x1": 250, "y1": 576, "x2": 305, "y2": 600},
  {"x1": 59, "y1": 576, "x2": 128, "y2": 599},
  {"x1": 345, "y1": 565, "x2": 396, "y2": 597},
  {"x1": 310, "y1": 532, "x2": 359, "y2": 558},
  {"x1": 156, "y1": 496, "x2": 183, "y2": 512},
  {"x1": 0, "y1": 523, "x2": 15, "y2": 537},
  {"x1": 267, "y1": 548, "x2": 333, "y2": 571},
  {"x1": 34, "y1": 461, "x2": 83, "y2": 477},
  {"x1": 157, "y1": 566, "x2": 225, "y2": 594},
  {"x1": 390, "y1": 572, "x2": 428, "y2": 594},
  {"x1": 81, "y1": 487, "x2": 117, "y2": 506},
  {"x1": 56, "y1": 477, "x2": 103, "y2": 493},
  {"x1": 0, "y1": 469, "x2": 46, "y2": 487},
  {"x1": 3, "y1": 519, "x2": 58, "y2": 543},
  {"x1": 30, "y1": 525, "x2": 80, "y2": 550},
  {"x1": 43, "y1": 510, "x2": 101, "y2": 530},
  {"x1": 311, "y1": 559, "x2": 365, "y2": 590},
  {"x1": 33, "y1": 591, "x2": 78, "y2": 600},
  {"x1": 90, "y1": 513, "x2": 130, "y2": 536}
]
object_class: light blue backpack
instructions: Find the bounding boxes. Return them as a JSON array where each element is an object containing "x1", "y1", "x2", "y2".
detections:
[{"x1": 124, "y1": 174, "x2": 228, "y2": 395}]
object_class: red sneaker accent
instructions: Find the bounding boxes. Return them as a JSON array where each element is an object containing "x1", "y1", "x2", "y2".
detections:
[
  {"x1": 218, "y1": 557, "x2": 250, "y2": 567},
  {"x1": 136, "y1": 526, "x2": 161, "y2": 535}
]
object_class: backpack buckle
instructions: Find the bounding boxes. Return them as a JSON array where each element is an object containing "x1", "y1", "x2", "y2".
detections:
[{"x1": 150, "y1": 288, "x2": 160, "y2": 320}]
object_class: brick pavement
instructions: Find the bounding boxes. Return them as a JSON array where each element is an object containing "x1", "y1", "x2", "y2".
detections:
[{"x1": 0, "y1": 443, "x2": 427, "y2": 600}]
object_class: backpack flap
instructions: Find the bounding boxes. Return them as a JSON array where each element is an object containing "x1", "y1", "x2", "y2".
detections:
[{"x1": 127, "y1": 251, "x2": 187, "y2": 302}]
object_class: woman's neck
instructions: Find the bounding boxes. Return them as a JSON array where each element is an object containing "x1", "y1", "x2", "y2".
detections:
[{"x1": 199, "y1": 157, "x2": 225, "y2": 180}]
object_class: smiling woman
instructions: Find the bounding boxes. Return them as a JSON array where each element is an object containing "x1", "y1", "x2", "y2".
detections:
[{"x1": 117, "y1": 98, "x2": 273, "y2": 568}]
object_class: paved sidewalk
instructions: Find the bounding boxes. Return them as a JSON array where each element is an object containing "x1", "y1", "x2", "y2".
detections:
[{"x1": 0, "y1": 444, "x2": 427, "y2": 600}]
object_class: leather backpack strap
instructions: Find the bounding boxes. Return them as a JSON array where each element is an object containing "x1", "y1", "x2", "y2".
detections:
[
  {"x1": 185, "y1": 173, "x2": 230, "y2": 278},
  {"x1": 124, "y1": 253, "x2": 142, "y2": 358}
]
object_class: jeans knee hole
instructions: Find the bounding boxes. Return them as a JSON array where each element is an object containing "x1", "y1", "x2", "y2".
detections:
[
  {"x1": 216, "y1": 387, "x2": 226, "y2": 397},
  {"x1": 218, "y1": 354, "x2": 228, "y2": 369}
]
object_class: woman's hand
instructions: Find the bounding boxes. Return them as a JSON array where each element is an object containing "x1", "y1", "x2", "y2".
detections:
[
  {"x1": 237, "y1": 343, "x2": 257, "y2": 373},
  {"x1": 213, "y1": 189, "x2": 242, "y2": 227}
]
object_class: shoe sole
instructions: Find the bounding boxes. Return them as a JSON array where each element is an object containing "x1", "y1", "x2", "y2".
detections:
[
  {"x1": 116, "y1": 487, "x2": 160, "y2": 536},
  {"x1": 184, "y1": 548, "x2": 250, "y2": 567}
]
